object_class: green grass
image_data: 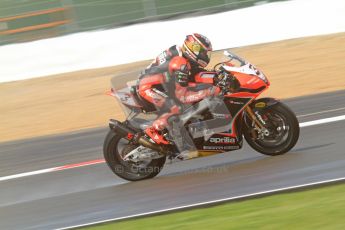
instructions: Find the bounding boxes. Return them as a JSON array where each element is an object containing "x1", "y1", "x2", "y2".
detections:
[{"x1": 83, "y1": 183, "x2": 345, "y2": 230}]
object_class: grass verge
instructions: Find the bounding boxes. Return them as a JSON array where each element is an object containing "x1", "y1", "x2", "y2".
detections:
[{"x1": 83, "y1": 183, "x2": 345, "y2": 230}]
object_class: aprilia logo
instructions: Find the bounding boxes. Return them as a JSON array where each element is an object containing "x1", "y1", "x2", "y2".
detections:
[{"x1": 210, "y1": 137, "x2": 235, "y2": 144}]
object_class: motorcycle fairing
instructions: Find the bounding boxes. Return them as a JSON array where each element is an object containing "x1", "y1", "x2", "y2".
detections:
[
  {"x1": 196, "y1": 119, "x2": 244, "y2": 152},
  {"x1": 188, "y1": 94, "x2": 255, "y2": 152},
  {"x1": 112, "y1": 87, "x2": 143, "y2": 109},
  {"x1": 223, "y1": 61, "x2": 269, "y2": 84}
]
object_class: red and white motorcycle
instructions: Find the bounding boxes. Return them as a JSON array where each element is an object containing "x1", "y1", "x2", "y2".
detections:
[{"x1": 104, "y1": 50, "x2": 300, "y2": 181}]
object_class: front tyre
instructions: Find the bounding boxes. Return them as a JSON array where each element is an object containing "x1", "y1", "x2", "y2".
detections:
[
  {"x1": 244, "y1": 102, "x2": 299, "y2": 156},
  {"x1": 103, "y1": 130, "x2": 166, "y2": 181}
]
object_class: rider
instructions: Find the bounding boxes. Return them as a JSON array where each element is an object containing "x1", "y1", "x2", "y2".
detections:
[{"x1": 136, "y1": 33, "x2": 220, "y2": 159}]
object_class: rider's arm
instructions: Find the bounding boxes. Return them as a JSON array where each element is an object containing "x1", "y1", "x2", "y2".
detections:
[
  {"x1": 144, "y1": 45, "x2": 180, "y2": 75},
  {"x1": 179, "y1": 84, "x2": 220, "y2": 104}
]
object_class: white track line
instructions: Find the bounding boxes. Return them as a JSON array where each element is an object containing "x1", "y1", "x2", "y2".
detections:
[
  {"x1": 297, "y1": 107, "x2": 345, "y2": 118},
  {"x1": 0, "y1": 168, "x2": 56, "y2": 182},
  {"x1": 59, "y1": 176, "x2": 345, "y2": 230},
  {"x1": 299, "y1": 115, "x2": 345, "y2": 127},
  {"x1": 0, "y1": 114, "x2": 345, "y2": 183},
  {"x1": 0, "y1": 159, "x2": 105, "y2": 182}
]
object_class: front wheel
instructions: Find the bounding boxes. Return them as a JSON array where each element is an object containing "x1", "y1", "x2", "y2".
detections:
[
  {"x1": 243, "y1": 102, "x2": 299, "y2": 156},
  {"x1": 103, "y1": 130, "x2": 166, "y2": 181}
]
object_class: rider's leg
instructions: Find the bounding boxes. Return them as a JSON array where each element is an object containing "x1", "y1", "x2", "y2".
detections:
[
  {"x1": 147, "y1": 106, "x2": 197, "y2": 159},
  {"x1": 167, "y1": 115, "x2": 198, "y2": 159}
]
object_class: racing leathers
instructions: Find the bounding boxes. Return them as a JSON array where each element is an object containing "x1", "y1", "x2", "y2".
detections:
[{"x1": 136, "y1": 45, "x2": 220, "y2": 158}]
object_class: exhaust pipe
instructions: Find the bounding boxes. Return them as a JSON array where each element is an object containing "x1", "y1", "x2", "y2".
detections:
[
  {"x1": 109, "y1": 119, "x2": 169, "y2": 154},
  {"x1": 137, "y1": 136, "x2": 167, "y2": 154},
  {"x1": 109, "y1": 119, "x2": 135, "y2": 137}
]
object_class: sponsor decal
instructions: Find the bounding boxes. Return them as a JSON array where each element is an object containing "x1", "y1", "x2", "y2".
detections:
[
  {"x1": 145, "y1": 90, "x2": 163, "y2": 104},
  {"x1": 152, "y1": 89, "x2": 168, "y2": 98},
  {"x1": 255, "y1": 102, "x2": 266, "y2": 108},
  {"x1": 203, "y1": 146, "x2": 223, "y2": 150},
  {"x1": 212, "y1": 113, "x2": 231, "y2": 119},
  {"x1": 224, "y1": 145, "x2": 239, "y2": 150},
  {"x1": 203, "y1": 146, "x2": 239, "y2": 150},
  {"x1": 201, "y1": 73, "x2": 215, "y2": 79},
  {"x1": 145, "y1": 90, "x2": 161, "y2": 99},
  {"x1": 210, "y1": 137, "x2": 236, "y2": 144},
  {"x1": 229, "y1": 100, "x2": 244, "y2": 105}
]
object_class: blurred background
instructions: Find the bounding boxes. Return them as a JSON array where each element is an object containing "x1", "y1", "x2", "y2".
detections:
[
  {"x1": 1, "y1": 1, "x2": 345, "y2": 229},
  {"x1": 0, "y1": 0, "x2": 284, "y2": 45}
]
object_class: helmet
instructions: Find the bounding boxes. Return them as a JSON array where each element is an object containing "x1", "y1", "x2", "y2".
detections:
[
  {"x1": 181, "y1": 33, "x2": 212, "y2": 68},
  {"x1": 169, "y1": 56, "x2": 191, "y2": 87}
]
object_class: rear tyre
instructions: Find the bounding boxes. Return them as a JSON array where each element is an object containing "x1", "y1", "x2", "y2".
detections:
[
  {"x1": 103, "y1": 130, "x2": 166, "y2": 181},
  {"x1": 244, "y1": 102, "x2": 299, "y2": 156}
]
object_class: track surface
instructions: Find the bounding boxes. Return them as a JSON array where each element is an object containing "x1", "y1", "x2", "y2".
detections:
[{"x1": 1, "y1": 90, "x2": 345, "y2": 229}]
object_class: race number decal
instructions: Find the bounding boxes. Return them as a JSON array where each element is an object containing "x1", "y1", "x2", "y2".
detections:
[{"x1": 157, "y1": 52, "x2": 167, "y2": 64}]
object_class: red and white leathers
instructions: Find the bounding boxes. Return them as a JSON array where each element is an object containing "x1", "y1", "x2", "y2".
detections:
[
  {"x1": 142, "y1": 45, "x2": 205, "y2": 78},
  {"x1": 137, "y1": 46, "x2": 220, "y2": 144}
]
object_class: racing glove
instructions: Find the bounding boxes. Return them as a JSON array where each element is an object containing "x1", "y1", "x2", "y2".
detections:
[{"x1": 214, "y1": 72, "x2": 240, "y2": 92}]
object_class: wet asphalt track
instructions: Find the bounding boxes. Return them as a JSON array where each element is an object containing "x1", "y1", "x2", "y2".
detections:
[{"x1": 0, "y1": 90, "x2": 345, "y2": 229}]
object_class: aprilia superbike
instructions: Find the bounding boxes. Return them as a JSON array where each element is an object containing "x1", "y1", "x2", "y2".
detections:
[{"x1": 104, "y1": 51, "x2": 300, "y2": 181}]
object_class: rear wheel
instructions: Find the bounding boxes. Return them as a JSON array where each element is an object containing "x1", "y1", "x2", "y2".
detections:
[
  {"x1": 244, "y1": 102, "x2": 299, "y2": 156},
  {"x1": 103, "y1": 130, "x2": 166, "y2": 181}
]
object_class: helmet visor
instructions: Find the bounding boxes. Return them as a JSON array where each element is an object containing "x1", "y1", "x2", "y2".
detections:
[{"x1": 198, "y1": 49, "x2": 211, "y2": 64}]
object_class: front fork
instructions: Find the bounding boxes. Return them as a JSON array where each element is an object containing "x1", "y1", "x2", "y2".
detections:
[{"x1": 245, "y1": 106, "x2": 269, "y2": 139}]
